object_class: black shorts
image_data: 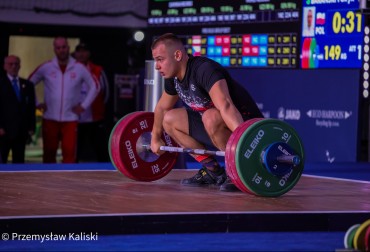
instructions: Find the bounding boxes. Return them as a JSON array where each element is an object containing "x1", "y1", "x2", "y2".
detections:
[{"x1": 187, "y1": 109, "x2": 252, "y2": 149}]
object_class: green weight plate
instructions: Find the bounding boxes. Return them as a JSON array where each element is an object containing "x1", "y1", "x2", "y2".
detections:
[
  {"x1": 344, "y1": 224, "x2": 360, "y2": 249},
  {"x1": 226, "y1": 118, "x2": 261, "y2": 193},
  {"x1": 234, "y1": 118, "x2": 305, "y2": 197},
  {"x1": 226, "y1": 118, "x2": 264, "y2": 194}
]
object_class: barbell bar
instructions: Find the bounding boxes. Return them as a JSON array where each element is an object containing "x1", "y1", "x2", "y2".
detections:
[{"x1": 141, "y1": 144, "x2": 301, "y2": 166}]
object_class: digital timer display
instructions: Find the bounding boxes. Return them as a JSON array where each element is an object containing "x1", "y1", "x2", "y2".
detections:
[
  {"x1": 148, "y1": 0, "x2": 300, "y2": 26},
  {"x1": 301, "y1": 1, "x2": 364, "y2": 69}
]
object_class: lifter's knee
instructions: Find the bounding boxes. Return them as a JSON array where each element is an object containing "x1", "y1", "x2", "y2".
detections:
[
  {"x1": 162, "y1": 109, "x2": 178, "y2": 135},
  {"x1": 202, "y1": 109, "x2": 225, "y2": 136}
]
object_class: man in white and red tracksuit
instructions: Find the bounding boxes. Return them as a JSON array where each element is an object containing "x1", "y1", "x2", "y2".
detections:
[
  {"x1": 74, "y1": 42, "x2": 110, "y2": 162},
  {"x1": 29, "y1": 37, "x2": 98, "y2": 163}
]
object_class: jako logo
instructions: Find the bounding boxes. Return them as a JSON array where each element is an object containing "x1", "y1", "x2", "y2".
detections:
[
  {"x1": 277, "y1": 107, "x2": 285, "y2": 120},
  {"x1": 277, "y1": 107, "x2": 301, "y2": 120},
  {"x1": 306, "y1": 0, "x2": 311, "y2": 4}
]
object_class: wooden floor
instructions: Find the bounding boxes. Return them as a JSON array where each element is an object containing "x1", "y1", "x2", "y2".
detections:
[{"x1": 1, "y1": 169, "x2": 370, "y2": 218}]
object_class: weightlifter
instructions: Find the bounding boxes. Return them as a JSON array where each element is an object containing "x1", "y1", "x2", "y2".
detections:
[{"x1": 150, "y1": 33, "x2": 263, "y2": 191}]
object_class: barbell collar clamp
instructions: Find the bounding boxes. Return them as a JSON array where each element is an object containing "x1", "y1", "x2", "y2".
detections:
[{"x1": 277, "y1": 155, "x2": 301, "y2": 166}]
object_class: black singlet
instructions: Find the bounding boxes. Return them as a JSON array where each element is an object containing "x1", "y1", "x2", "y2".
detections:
[{"x1": 165, "y1": 55, "x2": 263, "y2": 119}]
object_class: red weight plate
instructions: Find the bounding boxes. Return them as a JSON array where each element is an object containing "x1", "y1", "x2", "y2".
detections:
[
  {"x1": 110, "y1": 111, "x2": 153, "y2": 180},
  {"x1": 226, "y1": 118, "x2": 262, "y2": 193},
  {"x1": 225, "y1": 120, "x2": 247, "y2": 190},
  {"x1": 365, "y1": 223, "x2": 370, "y2": 251},
  {"x1": 109, "y1": 112, "x2": 146, "y2": 180},
  {"x1": 365, "y1": 225, "x2": 370, "y2": 252},
  {"x1": 225, "y1": 118, "x2": 264, "y2": 194},
  {"x1": 109, "y1": 111, "x2": 179, "y2": 181}
]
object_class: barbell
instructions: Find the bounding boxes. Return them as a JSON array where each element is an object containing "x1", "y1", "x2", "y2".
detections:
[
  {"x1": 108, "y1": 111, "x2": 305, "y2": 197},
  {"x1": 140, "y1": 144, "x2": 301, "y2": 167}
]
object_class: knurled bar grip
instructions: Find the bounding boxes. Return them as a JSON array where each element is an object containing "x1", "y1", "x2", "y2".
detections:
[{"x1": 160, "y1": 146, "x2": 226, "y2": 157}]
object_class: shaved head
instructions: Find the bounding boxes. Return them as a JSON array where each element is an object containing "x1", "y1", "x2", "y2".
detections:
[
  {"x1": 151, "y1": 33, "x2": 189, "y2": 80},
  {"x1": 53, "y1": 36, "x2": 70, "y2": 63},
  {"x1": 151, "y1": 33, "x2": 185, "y2": 53}
]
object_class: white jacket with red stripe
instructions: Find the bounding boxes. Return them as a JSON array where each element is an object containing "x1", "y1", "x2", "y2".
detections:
[{"x1": 29, "y1": 56, "x2": 98, "y2": 122}]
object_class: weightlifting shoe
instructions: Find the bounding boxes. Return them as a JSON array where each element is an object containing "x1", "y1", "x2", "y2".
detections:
[
  {"x1": 220, "y1": 176, "x2": 240, "y2": 192},
  {"x1": 181, "y1": 167, "x2": 226, "y2": 186}
]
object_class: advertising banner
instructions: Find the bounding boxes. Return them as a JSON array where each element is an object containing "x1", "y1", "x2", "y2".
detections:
[{"x1": 229, "y1": 68, "x2": 361, "y2": 162}]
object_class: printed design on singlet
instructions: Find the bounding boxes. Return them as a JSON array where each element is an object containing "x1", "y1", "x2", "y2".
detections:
[{"x1": 174, "y1": 78, "x2": 214, "y2": 113}]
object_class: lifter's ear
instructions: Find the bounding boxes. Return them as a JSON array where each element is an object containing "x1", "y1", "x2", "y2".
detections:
[{"x1": 174, "y1": 50, "x2": 182, "y2": 62}]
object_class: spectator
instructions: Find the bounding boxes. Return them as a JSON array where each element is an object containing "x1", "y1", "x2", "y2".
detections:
[
  {"x1": 29, "y1": 36, "x2": 98, "y2": 163},
  {"x1": 74, "y1": 42, "x2": 110, "y2": 162},
  {"x1": 0, "y1": 55, "x2": 36, "y2": 163}
]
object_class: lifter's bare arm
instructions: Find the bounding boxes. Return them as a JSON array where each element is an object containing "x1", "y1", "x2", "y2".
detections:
[
  {"x1": 209, "y1": 79, "x2": 244, "y2": 132},
  {"x1": 151, "y1": 92, "x2": 179, "y2": 155}
]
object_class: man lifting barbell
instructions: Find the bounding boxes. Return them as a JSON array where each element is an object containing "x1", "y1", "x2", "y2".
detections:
[
  {"x1": 109, "y1": 34, "x2": 305, "y2": 196},
  {"x1": 150, "y1": 33, "x2": 263, "y2": 191}
]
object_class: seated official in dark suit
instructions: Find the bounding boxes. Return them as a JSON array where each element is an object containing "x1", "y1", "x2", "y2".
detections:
[{"x1": 0, "y1": 55, "x2": 36, "y2": 163}]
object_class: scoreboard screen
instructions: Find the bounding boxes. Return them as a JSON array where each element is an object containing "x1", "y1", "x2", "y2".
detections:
[
  {"x1": 148, "y1": 0, "x2": 301, "y2": 68},
  {"x1": 148, "y1": 0, "x2": 299, "y2": 26},
  {"x1": 148, "y1": 0, "x2": 364, "y2": 69},
  {"x1": 181, "y1": 33, "x2": 297, "y2": 68},
  {"x1": 301, "y1": 1, "x2": 364, "y2": 69}
]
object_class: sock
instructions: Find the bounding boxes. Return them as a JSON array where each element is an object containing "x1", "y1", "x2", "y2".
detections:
[{"x1": 195, "y1": 155, "x2": 222, "y2": 174}]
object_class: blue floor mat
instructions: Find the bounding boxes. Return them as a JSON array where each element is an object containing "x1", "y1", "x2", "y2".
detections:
[
  {"x1": 0, "y1": 232, "x2": 345, "y2": 251},
  {"x1": 0, "y1": 163, "x2": 115, "y2": 171},
  {"x1": 1, "y1": 162, "x2": 369, "y2": 182}
]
